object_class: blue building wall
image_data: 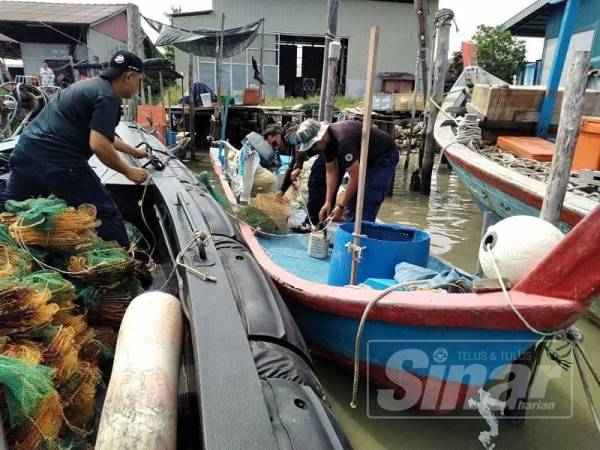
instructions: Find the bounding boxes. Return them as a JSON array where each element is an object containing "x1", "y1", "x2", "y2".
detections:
[{"x1": 545, "y1": 0, "x2": 600, "y2": 68}]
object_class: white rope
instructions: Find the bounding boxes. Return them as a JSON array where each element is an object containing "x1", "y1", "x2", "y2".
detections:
[
  {"x1": 161, "y1": 230, "x2": 216, "y2": 287},
  {"x1": 307, "y1": 229, "x2": 329, "y2": 259},
  {"x1": 138, "y1": 175, "x2": 157, "y2": 256},
  {"x1": 349, "y1": 280, "x2": 431, "y2": 408},
  {"x1": 485, "y1": 243, "x2": 558, "y2": 337},
  {"x1": 456, "y1": 116, "x2": 482, "y2": 146}
]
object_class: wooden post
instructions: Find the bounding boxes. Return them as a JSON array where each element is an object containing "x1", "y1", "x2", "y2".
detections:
[
  {"x1": 350, "y1": 27, "x2": 379, "y2": 286},
  {"x1": 214, "y1": 12, "x2": 225, "y2": 141},
  {"x1": 318, "y1": 0, "x2": 340, "y2": 121},
  {"x1": 323, "y1": 40, "x2": 341, "y2": 122},
  {"x1": 159, "y1": 70, "x2": 165, "y2": 112},
  {"x1": 188, "y1": 54, "x2": 196, "y2": 158},
  {"x1": 419, "y1": 9, "x2": 453, "y2": 196},
  {"x1": 147, "y1": 85, "x2": 152, "y2": 106},
  {"x1": 127, "y1": 3, "x2": 142, "y2": 122},
  {"x1": 540, "y1": 51, "x2": 590, "y2": 226},
  {"x1": 414, "y1": 0, "x2": 429, "y2": 102},
  {"x1": 259, "y1": 20, "x2": 265, "y2": 103}
]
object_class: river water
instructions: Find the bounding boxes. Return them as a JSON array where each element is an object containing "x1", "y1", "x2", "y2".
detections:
[{"x1": 194, "y1": 153, "x2": 599, "y2": 450}]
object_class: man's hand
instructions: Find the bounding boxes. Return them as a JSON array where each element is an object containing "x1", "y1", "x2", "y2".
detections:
[
  {"x1": 125, "y1": 167, "x2": 148, "y2": 184},
  {"x1": 330, "y1": 205, "x2": 344, "y2": 222},
  {"x1": 319, "y1": 202, "x2": 332, "y2": 222},
  {"x1": 291, "y1": 168, "x2": 301, "y2": 181},
  {"x1": 130, "y1": 147, "x2": 149, "y2": 159}
]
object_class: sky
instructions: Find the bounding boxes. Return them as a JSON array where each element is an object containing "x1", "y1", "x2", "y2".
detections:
[{"x1": 4, "y1": 0, "x2": 545, "y2": 61}]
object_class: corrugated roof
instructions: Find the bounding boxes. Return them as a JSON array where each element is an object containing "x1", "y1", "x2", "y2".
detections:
[{"x1": 0, "y1": 1, "x2": 127, "y2": 25}]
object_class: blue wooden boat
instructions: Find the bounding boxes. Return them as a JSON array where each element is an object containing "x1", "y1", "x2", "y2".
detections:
[{"x1": 211, "y1": 151, "x2": 600, "y2": 414}]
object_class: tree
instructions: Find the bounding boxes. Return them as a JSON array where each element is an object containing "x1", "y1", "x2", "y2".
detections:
[
  {"x1": 472, "y1": 25, "x2": 526, "y2": 83},
  {"x1": 448, "y1": 51, "x2": 463, "y2": 81}
]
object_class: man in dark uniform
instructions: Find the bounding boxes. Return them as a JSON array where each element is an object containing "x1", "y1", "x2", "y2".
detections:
[
  {"x1": 296, "y1": 119, "x2": 399, "y2": 223},
  {"x1": 0, "y1": 51, "x2": 148, "y2": 248}
]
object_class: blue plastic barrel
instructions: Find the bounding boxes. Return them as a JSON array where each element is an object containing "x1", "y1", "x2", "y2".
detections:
[
  {"x1": 166, "y1": 130, "x2": 177, "y2": 146},
  {"x1": 327, "y1": 221, "x2": 430, "y2": 286}
]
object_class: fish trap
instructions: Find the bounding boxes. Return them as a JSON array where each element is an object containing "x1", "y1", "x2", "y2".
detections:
[
  {"x1": 0, "y1": 284, "x2": 58, "y2": 335},
  {"x1": 1, "y1": 198, "x2": 99, "y2": 252}
]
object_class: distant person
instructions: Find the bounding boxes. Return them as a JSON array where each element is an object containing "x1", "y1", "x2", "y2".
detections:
[
  {"x1": 270, "y1": 123, "x2": 344, "y2": 230},
  {"x1": 296, "y1": 119, "x2": 399, "y2": 223},
  {"x1": 39, "y1": 61, "x2": 55, "y2": 88}
]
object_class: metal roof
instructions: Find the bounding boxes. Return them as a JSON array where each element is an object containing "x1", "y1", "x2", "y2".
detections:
[
  {"x1": 0, "y1": 1, "x2": 127, "y2": 25},
  {"x1": 501, "y1": 0, "x2": 552, "y2": 38}
]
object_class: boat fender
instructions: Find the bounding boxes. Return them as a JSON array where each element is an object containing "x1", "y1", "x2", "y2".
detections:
[
  {"x1": 96, "y1": 292, "x2": 183, "y2": 450},
  {"x1": 478, "y1": 215, "x2": 564, "y2": 284}
]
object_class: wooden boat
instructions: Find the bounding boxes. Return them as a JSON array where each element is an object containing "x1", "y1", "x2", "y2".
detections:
[
  {"x1": 210, "y1": 150, "x2": 600, "y2": 413},
  {"x1": 434, "y1": 66, "x2": 599, "y2": 232},
  {"x1": 0, "y1": 123, "x2": 349, "y2": 448}
]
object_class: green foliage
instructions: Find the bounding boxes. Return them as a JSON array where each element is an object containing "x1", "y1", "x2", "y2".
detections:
[
  {"x1": 472, "y1": 25, "x2": 526, "y2": 83},
  {"x1": 448, "y1": 51, "x2": 464, "y2": 80},
  {"x1": 264, "y1": 95, "x2": 361, "y2": 109}
]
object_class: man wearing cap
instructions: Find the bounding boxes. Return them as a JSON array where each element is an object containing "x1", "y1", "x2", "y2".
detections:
[
  {"x1": 297, "y1": 119, "x2": 399, "y2": 223},
  {"x1": 0, "y1": 50, "x2": 148, "y2": 248}
]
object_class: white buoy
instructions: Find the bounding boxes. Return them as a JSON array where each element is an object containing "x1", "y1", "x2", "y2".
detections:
[
  {"x1": 96, "y1": 292, "x2": 183, "y2": 450},
  {"x1": 478, "y1": 215, "x2": 564, "y2": 284}
]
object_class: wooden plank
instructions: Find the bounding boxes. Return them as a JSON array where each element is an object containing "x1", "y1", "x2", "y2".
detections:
[{"x1": 473, "y1": 278, "x2": 513, "y2": 293}]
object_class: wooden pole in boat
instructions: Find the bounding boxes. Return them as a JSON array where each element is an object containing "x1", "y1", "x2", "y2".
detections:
[
  {"x1": 349, "y1": 26, "x2": 379, "y2": 286},
  {"x1": 318, "y1": 0, "x2": 340, "y2": 121},
  {"x1": 419, "y1": 9, "x2": 453, "y2": 196},
  {"x1": 540, "y1": 50, "x2": 590, "y2": 226},
  {"x1": 323, "y1": 40, "x2": 341, "y2": 122},
  {"x1": 188, "y1": 53, "x2": 196, "y2": 159}
]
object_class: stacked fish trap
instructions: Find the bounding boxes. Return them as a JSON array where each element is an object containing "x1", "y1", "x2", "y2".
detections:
[{"x1": 0, "y1": 196, "x2": 147, "y2": 448}]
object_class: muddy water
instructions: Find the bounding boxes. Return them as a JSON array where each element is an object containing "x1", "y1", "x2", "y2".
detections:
[{"x1": 192, "y1": 153, "x2": 599, "y2": 450}]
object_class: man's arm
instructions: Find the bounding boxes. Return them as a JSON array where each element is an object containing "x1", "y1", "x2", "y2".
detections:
[
  {"x1": 113, "y1": 137, "x2": 148, "y2": 159},
  {"x1": 90, "y1": 131, "x2": 147, "y2": 184},
  {"x1": 318, "y1": 159, "x2": 340, "y2": 222},
  {"x1": 330, "y1": 161, "x2": 359, "y2": 221}
]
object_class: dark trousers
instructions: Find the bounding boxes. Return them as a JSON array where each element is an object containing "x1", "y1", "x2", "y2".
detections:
[
  {"x1": 346, "y1": 147, "x2": 399, "y2": 222},
  {"x1": 306, "y1": 154, "x2": 344, "y2": 225},
  {"x1": 0, "y1": 164, "x2": 129, "y2": 247}
]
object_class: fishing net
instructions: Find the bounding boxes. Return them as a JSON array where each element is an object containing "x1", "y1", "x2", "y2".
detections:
[
  {"x1": 125, "y1": 221, "x2": 146, "y2": 250},
  {"x1": 10, "y1": 390, "x2": 64, "y2": 450},
  {"x1": 52, "y1": 311, "x2": 93, "y2": 348},
  {"x1": 42, "y1": 326, "x2": 80, "y2": 387},
  {"x1": 22, "y1": 270, "x2": 76, "y2": 308},
  {"x1": 0, "y1": 354, "x2": 56, "y2": 430},
  {"x1": 0, "y1": 199, "x2": 99, "y2": 251},
  {"x1": 67, "y1": 239, "x2": 139, "y2": 286},
  {"x1": 0, "y1": 340, "x2": 44, "y2": 365},
  {"x1": 251, "y1": 193, "x2": 291, "y2": 235},
  {"x1": 198, "y1": 172, "x2": 288, "y2": 235},
  {"x1": 0, "y1": 243, "x2": 33, "y2": 281},
  {"x1": 59, "y1": 362, "x2": 102, "y2": 430},
  {"x1": 80, "y1": 278, "x2": 142, "y2": 327},
  {"x1": 81, "y1": 326, "x2": 118, "y2": 364},
  {"x1": 0, "y1": 284, "x2": 58, "y2": 335}
]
